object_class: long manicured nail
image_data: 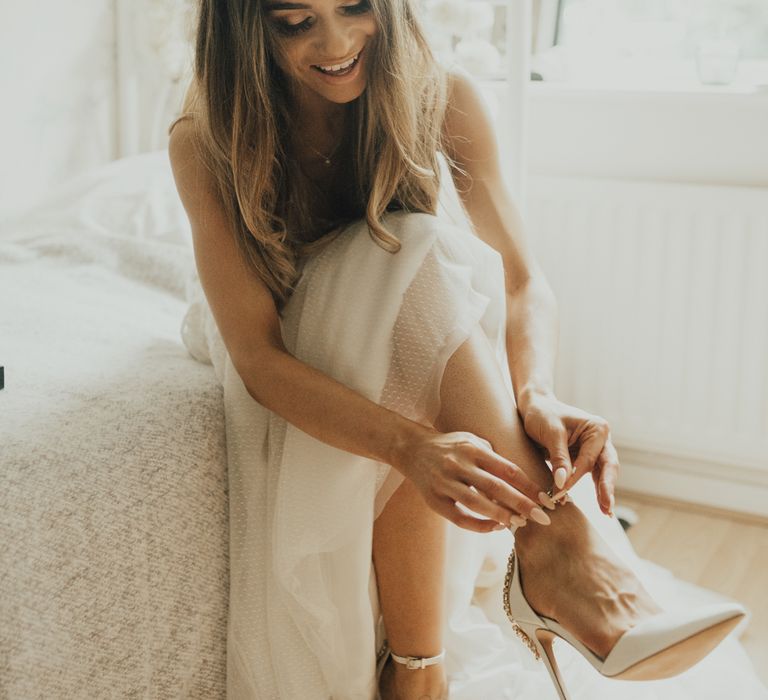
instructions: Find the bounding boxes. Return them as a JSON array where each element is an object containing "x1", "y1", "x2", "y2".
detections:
[
  {"x1": 508, "y1": 514, "x2": 527, "y2": 529},
  {"x1": 538, "y1": 491, "x2": 556, "y2": 510},
  {"x1": 554, "y1": 467, "x2": 567, "y2": 489},
  {"x1": 529, "y1": 507, "x2": 551, "y2": 525}
]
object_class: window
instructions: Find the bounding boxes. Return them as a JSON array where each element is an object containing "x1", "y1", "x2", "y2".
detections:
[
  {"x1": 555, "y1": 0, "x2": 768, "y2": 60},
  {"x1": 534, "y1": 0, "x2": 768, "y2": 88}
]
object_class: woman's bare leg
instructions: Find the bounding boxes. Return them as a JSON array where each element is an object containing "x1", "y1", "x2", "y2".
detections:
[
  {"x1": 373, "y1": 477, "x2": 448, "y2": 698},
  {"x1": 373, "y1": 324, "x2": 661, "y2": 697}
]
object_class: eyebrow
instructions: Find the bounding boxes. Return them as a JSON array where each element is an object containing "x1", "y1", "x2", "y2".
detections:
[{"x1": 265, "y1": 2, "x2": 311, "y2": 9}]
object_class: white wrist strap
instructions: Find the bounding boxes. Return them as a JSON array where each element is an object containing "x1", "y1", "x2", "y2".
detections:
[{"x1": 390, "y1": 648, "x2": 446, "y2": 670}]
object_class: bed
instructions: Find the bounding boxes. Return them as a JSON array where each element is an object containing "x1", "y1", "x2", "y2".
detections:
[{"x1": 0, "y1": 151, "x2": 229, "y2": 698}]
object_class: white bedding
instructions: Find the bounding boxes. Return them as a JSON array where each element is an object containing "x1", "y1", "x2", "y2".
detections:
[{"x1": 0, "y1": 152, "x2": 228, "y2": 698}]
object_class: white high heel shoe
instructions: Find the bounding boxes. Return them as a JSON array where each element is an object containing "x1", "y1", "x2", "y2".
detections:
[{"x1": 503, "y1": 545, "x2": 747, "y2": 699}]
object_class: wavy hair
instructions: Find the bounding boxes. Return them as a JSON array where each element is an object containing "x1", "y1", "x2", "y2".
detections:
[{"x1": 170, "y1": 0, "x2": 460, "y2": 315}]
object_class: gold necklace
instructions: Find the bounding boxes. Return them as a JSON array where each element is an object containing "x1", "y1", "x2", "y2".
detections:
[{"x1": 297, "y1": 131, "x2": 344, "y2": 167}]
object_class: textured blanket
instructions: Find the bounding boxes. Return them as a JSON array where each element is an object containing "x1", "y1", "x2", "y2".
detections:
[{"x1": 0, "y1": 153, "x2": 229, "y2": 698}]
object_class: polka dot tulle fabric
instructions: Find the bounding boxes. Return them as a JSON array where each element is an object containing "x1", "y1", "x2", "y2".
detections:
[{"x1": 184, "y1": 211, "x2": 767, "y2": 699}]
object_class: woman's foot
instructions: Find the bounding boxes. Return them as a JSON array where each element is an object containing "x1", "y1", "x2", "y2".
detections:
[
  {"x1": 378, "y1": 654, "x2": 449, "y2": 700},
  {"x1": 513, "y1": 501, "x2": 663, "y2": 659}
]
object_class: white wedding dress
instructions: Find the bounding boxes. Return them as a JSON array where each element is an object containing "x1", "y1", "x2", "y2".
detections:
[{"x1": 181, "y1": 206, "x2": 767, "y2": 699}]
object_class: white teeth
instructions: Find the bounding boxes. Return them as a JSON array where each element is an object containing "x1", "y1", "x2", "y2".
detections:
[{"x1": 315, "y1": 52, "x2": 359, "y2": 73}]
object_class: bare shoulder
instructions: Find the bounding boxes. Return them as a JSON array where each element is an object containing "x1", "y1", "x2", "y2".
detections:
[
  {"x1": 167, "y1": 116, "x2": 286, "y2": 367},
  {"x1": 444, "y1": 64, "x2": 486, "y2": 110},
  {"x1": 168, "y1": 116, "x2": 197, "y2": 166},
  {"x1": 441, "y1": 65, "x2": 501, "y2": 178},
  {"x1": 168, "y1": 117, "x2": 215, "y2": 215}
]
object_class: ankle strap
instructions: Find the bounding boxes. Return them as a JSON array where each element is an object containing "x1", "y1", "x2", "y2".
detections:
[{"x1": 390, "y1": 648, "x2": 446, "y2": 670}]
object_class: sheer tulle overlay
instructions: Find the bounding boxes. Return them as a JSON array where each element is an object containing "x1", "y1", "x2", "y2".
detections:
[{"x1": 182, "y1": 210, "x2": 767, "y2": 699}]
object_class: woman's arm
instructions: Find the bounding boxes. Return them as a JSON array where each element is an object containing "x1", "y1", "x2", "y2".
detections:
[
  {"x1": 168, "y1": 120, "x2": 544, "y2": 529},
  {"x1": 168, "y1": 121, "x2": 415, "y2": 470},
  {"x1": 440, "y1": 70, "x2": 619, "y2": 510},
  {"x1": 440, "y1": 67, "x2": 560, "y2": 415}
]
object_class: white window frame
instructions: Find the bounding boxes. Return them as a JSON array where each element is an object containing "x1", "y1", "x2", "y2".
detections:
[
  {"x1": 515, "y1": 0, "x2": 768, "y2": 185},
  {"x1": 530, "y1": 0, "x2": 768, "y2": 94}
]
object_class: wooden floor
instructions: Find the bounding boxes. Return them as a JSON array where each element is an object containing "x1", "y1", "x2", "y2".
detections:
[{"x1": 616, "y1": 491, "x2": 768, "y2": 686}]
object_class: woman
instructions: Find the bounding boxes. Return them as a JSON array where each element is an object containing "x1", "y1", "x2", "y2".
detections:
[{"x1": 168, "y1": 1, "x2": 751, "y2": 698}]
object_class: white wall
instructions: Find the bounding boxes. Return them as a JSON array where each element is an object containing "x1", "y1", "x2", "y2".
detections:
[
  {"x1": 526, "y1": 84, "x2": 768, "y2": 186},
  {"x1": 0, "y1": 1, "x2": 115, "y2": 218},
  {"x1": 519, "y1": 84, "x2": 768, "y2": 516}
]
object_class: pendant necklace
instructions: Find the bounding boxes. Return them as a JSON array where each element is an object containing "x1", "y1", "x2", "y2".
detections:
[{"x1": 299, "y1": 132, "x2": 344, "y2": 167}]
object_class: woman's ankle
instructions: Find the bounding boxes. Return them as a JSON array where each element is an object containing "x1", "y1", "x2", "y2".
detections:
[
  {"x1": 514, "y1": 499, "x2": 588, "y2": 549},
  {"x1": 392, "y1": 663, "x2": 448, "y2": 699},
  {"x1": 381, "y1": 657, "x2": 448, "y2": 700}
]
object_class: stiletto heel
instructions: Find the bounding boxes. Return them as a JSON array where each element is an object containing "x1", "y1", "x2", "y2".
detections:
[
  {"x1": 503, "y1": 545, "x2": 747, "y2": 697},
  {"x1": 535, "y1": 628, "x2": 571, "y2": 700}
]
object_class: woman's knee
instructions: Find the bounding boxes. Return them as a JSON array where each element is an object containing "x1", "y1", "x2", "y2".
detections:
[{"x1": 375, "y1": 475, "x2": 445, "y2": 535}]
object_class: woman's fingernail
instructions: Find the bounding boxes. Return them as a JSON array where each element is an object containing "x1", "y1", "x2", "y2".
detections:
[
  {"x1": 508, "y1": 514, "x2": 527, "y2": 529},
  {"x1": 493, "y1": 522, "x2": 506, "y2": 531},
  {"x1": 529, "y1": 507, "x2": 551, "y2": 525},
  {"x1": 554, "y1": 468, "x2": 567, "y2": 489},
  {"x1": 538, "y1": 491, "x2": 556, "y2": 510}
]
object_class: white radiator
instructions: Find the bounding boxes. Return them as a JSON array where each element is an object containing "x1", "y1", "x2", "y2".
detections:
[{"x1": 526, "y1": 175, "x2": 768, "y2": 518}]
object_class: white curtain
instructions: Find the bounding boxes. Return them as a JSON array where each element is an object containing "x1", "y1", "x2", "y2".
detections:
[
  {"x1": 0, "y1": 0, "x2": 115, "y2": 217},
  {"x1": 114, "y1": 0, "x2": 195, "y2": 157}
]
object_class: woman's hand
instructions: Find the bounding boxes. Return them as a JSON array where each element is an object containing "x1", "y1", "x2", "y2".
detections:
[
  {"x1": 391, "y1": 426, "x2": 550, "y2": 533},
  {"x1": 518, "y1": 390, "x2": 618, "y2": 517}
]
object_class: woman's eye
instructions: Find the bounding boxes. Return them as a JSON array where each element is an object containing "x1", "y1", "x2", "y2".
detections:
[
  {"x1": 342, "y1": 0, "x2": 371, "y2": 15},
  {"x1": 275, "y1": 17, "x2": 313, "y2": 35},
  {"x1": 273, "y1": 1, "x2": 370, "y2": 36}
]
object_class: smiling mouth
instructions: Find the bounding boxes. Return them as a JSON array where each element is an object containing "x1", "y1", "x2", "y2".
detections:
[{"x1": 311, "y1": 47, "x2": 363, "y2": 75}]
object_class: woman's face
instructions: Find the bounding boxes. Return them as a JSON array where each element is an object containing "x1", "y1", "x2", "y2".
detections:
[{"x1": 265, "y1": 0, "x2": 378, "y2": 105}]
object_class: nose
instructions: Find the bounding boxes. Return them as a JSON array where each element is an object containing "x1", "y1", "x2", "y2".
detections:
[{"x1": 314, "y1": 16, "x2": 355, "y2": 61}]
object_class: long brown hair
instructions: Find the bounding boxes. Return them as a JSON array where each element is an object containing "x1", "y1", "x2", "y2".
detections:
[{"x1": 170, "y1": 0, "x2": 459, "y2": 315}]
